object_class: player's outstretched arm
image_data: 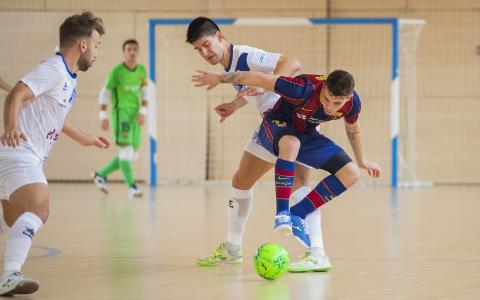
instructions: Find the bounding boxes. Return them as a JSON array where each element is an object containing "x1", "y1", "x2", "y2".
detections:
[
  {"x1": 344, "y1": 121, "x2": 381, "y2": 178},
  {"x1": 192, "y1": 70, "x2": 279, "y2": 92},
  {"x1": 62, "y1": 120, "x2": 111, "y2": 149},
  {"x1": 1, "y1": 82, "x2": 33, "y2": 147}
]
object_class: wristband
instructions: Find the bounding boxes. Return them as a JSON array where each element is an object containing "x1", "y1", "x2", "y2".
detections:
[{"x1": 99, "y1": 110, "x2": 108, "y2": 120}]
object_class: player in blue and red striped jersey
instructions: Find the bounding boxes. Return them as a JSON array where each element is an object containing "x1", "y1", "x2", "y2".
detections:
[{"x1": 193, "y1": 69, "x2": 381, "y2": 258}]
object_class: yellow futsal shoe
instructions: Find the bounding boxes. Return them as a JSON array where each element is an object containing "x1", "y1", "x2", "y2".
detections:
[
  {"x1": 288, "y1": 251, "x2": 332, "y2": 273},
  {"x1": 196, "y1": 242, "x2": 242, "y2": 267}
]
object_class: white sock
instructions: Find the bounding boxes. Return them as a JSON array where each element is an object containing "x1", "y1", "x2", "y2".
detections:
[
  {"x1": 226, "y1": 187, "x2": 253, "y2": 247},
  {"x1": 4, "y1": 212, "x2": 43, "y2": 273},
  {"x1": 291, "y1": 186, "x2": 326, "y2": 254},
  {"x1": 310, "y1": 247, "x2": 326, "y2": 257}
]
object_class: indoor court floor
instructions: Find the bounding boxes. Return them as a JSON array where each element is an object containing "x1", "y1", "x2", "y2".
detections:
[{"x1": 2, "y1": 183, "x2": 479, "y2": 300}]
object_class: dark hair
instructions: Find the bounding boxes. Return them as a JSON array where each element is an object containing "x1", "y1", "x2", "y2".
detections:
[
  {"x1": 325, "y1": 70, "x2": 355, "y2": 97},
  {"x1": 186, "y1": 17, "x2": 220, "y2": 44},
  {"x1": 123, "y1": 39, "x2": 139, "y2": 50},
  {"x1": 59, "y1": 11, "x2": 105, "y2": 48}
]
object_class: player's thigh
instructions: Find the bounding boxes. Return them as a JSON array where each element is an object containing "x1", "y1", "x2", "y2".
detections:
[
  {"x1": 233, "y1": 151, "x2": 274, "y2": 190},
  {"x1": 297, "y1": 134, "x2": 346, "y2": 169},
  {"x1": 0, "y1": 158, "x2": 49, "y2": 224},
  {"x1": 114, "y1": 108, "x2": 136, "y2": 146},
  {"x1": 7, "y1": 183, "x2": 49, "y2": 225}
]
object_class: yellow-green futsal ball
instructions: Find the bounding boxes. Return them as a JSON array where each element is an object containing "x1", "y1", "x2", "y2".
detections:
[{"x1": 253, "y1": 243, "x2": 290, "y2": 280}]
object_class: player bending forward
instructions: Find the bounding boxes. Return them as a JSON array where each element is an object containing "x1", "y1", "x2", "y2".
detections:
[{"x1": 193, "y1": 69, "x2": 381, "y2": 252}]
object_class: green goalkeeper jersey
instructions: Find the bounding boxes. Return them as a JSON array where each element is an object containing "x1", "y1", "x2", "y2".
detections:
[{"x1": 105, "y1": 63, "x2": 147, "y2": 109}]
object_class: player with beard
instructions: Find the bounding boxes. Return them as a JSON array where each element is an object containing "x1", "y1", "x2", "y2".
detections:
[{"x1": 0, "y1": 11, "x2": 108, "y2": 296}]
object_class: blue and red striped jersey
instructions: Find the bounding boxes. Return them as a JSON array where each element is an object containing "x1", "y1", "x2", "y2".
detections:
[{"x1": 267, "y1": 74, "x2": 362, "y2": 134}]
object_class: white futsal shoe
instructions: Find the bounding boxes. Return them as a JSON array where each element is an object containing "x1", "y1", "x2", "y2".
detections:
[
  {"x1": 128, "y1": 183, "x2": 143, "y2": 198},
  {"x1": 92, "y1": 172, "x2": 108, "y2": 194},
  {"x1": 0, "y1": 271, "x2": 39, "y2": 296},
  {"x1": 288, "y1": 251, "x2": 332, "y2": 273}
]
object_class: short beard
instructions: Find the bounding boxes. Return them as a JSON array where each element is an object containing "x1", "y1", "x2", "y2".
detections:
[{"x1": 77, "y1": 53, "x2": 91, "y2": 72}]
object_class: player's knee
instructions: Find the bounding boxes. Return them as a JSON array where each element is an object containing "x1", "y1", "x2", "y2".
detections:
[
  {"x1": 35, "y1": 208, "x2": 49, "y2": 224},
  {"x1": 278, "y1": 136, "x2": 300, "y2": 160},
  {"x1": 337, "y1": 162, "x2": 360, "y2": 188},
  {"x1": 279, "y1": 135, "x2": 300, "y2": 151},
  {"x1": 30, "y1": 199, "x2": 49, "y2": 223},
  {"x1": 232, "y1": 172, "x2": 254, "y2": 190}
]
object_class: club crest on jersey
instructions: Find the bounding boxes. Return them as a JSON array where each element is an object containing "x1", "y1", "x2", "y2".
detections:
[
  {"x1": 296, "y1": 112, "x2": 307, "y2": 120},
  {"x1": 63, "y1": 82, "x2": 68, "y2": 91}
]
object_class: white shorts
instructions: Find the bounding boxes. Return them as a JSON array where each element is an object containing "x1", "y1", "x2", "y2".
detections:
[
  {"x1": 244, "y1": 131, "x2": 314, "y2": 169},
  {"x1": 0, "y1": 150, "x2": 47, "y2": 200}
]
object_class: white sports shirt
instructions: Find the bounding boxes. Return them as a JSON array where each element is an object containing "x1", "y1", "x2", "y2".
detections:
[
  {"x1": 0, "y1": 53, "x2": 77, "y2": 163},
  {"x1": 224, "y1": 44, "x2": 281, "y2": 113}
]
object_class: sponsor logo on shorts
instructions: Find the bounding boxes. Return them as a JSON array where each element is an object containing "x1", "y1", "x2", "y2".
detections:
[
  {"x1": 272, "y1": 120, "x2": 287, "y2": 127},
  {"x1": 252, "y1": 131, "x2": 260, "y2": 144}
]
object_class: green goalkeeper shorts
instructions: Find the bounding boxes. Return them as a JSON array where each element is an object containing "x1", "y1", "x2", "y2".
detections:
[{"x1": 111, "y1": 107, "x2": 142, "y2": 148}]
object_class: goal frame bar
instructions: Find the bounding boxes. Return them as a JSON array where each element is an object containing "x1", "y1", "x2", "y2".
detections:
[{"x1": 148, "y1": 17, "x2": 425, "y2": 187}]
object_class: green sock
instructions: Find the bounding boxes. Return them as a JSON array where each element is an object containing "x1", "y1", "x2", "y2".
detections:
[
  {"x1": 119, "y1": 159, "x2": 134, "y2": 186},
  {"x1": 98, "y1": 156, "x2": 120, "y2": 177}
]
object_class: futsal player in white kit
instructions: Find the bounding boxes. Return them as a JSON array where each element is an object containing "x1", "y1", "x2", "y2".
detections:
[{"x1": 0, "y1": 12, "x2": 108, "y2": 296}]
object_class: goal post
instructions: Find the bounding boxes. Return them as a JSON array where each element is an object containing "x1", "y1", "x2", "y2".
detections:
[{"x1": 147, "y1": 17, "x2": 425, "y2": 188}]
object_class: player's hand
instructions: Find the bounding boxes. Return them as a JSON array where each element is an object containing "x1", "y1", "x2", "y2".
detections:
[
  {"x1": 138, "y1": 114, "x2": 145, "y2": 126},
  {"x1": 192, "y1": 70, "x2": 221, "y2": 90},
  {"x1": 214, "y1": 102, "x2": 236, "y2": 123},
  {"x1": 0, "y1": 128, "x2": 27, "y2": 148},
  {"x1": 238, "y1": 87, "x2": 266, "y2": 97},
  {"x1": 81, "y1": 134, "x2": 111, "y2": 149},
  {"x1": 101, "y1": 119, "x2": 109, "y2": 131},
  {"x1": 358, "y1": 161, "x2": 381, "y2": 178}
]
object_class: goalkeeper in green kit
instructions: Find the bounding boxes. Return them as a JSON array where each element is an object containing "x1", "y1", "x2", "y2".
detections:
[{"x1": 93, "y1": 39, "x2": 148, "y2": 198}]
